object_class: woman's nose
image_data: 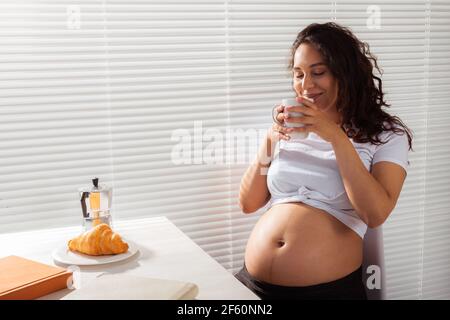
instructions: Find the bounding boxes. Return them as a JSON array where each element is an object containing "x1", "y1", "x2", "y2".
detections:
[{"x1": 302, "y1": 74, "x2": 315, "y2": 90}]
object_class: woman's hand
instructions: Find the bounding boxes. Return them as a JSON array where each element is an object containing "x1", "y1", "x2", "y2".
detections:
[
  {"x1": 284, "y1": 96, "x2": 345, "y2": 143},
  {"x1": 269, "y1": 104, "x2": 294, "y2": 143},
  {"x1": 256, "y1": 105, "x2": 294, "y2": 167}
]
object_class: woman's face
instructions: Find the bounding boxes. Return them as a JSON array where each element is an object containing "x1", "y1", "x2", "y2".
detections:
[{"x1": 292, "y1": 43, "x2": 339, "y2": 117}]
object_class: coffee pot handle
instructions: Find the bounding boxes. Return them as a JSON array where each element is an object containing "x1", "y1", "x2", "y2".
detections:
[{"x1": 80, "y1": 191, "x2": 89, "y2": 218}]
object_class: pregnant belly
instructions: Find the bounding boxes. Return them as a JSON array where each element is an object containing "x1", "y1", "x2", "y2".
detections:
[{"x1": 244, "y1": 202, "x2": 363, "y2": 286}]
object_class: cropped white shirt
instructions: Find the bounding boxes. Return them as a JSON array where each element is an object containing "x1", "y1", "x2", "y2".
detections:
[{"x1": 266, "y1": 129, "x2": 410, "y2": 239}]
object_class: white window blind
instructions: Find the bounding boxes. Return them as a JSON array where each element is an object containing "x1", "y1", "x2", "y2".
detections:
[
  {"x1": 1, "y1": 0, "x2": 449, "y2": 299},
  {"x1": 336, "y1": 0, "x2": 429, "y2": 300},
  {"x1": 424, "y1": 0, "x2": 450, "y2": 299},
  {"x1": 0, "y1": 1, "x2": 115, "y2": 231},
  {"x1": 333, "y1": 0, "x2": 450, "y2": 300}
]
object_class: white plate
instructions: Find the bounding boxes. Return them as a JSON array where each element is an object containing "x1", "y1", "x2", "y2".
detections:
[{"x1": 52, "y1": 240, "x2": 139, "y2": 266}]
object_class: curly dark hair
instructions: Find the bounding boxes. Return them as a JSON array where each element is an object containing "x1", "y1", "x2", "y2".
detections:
[{"x1": 289, "y1": 22, "x2": 413, "y2": 150}]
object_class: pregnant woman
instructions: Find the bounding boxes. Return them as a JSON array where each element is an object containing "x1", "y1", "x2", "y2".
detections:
[{"x1": 235, "y1": 22, "x2": 413, "y2": 300}]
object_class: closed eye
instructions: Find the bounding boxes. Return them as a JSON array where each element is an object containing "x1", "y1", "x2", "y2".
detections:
[{"x1": 295, "y1": 71, "x2": 325, "y2": 79}]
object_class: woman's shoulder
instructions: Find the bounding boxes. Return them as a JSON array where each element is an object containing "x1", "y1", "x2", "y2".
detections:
[
  {"x1": 351, "y1": 122, "x2": 409, "y2": 152},
  {"x1": 371, "y1": 122, "x2": 410, "y2": 170},
  {"x1": 377, "y1": 122, "x2": 409, "y2": 144}
]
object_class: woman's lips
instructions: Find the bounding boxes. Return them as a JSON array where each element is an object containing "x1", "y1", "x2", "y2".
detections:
[{"x1": 304, "y1": 93, "x2": 323, "y2": 101}]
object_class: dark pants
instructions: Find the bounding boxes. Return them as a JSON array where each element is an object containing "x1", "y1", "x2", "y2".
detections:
[{"x1": 234, "y1": 264, "x2": 368, "y2": 300}]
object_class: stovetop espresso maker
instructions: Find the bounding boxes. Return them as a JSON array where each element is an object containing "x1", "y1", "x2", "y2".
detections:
[{"x1": 78, "y1": 178, "x2": 112, "y2": 230}]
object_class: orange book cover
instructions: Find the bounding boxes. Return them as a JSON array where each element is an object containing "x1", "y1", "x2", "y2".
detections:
[{"x1": 0, "y1": 255, "x2": 72, "y2": 300}]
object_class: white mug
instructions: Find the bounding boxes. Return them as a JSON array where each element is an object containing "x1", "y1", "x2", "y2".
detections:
[{"x1": 281, "y1": 98, "x2": 308, "y2": 140}]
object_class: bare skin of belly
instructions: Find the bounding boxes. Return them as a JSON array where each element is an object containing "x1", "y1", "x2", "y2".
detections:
[{"x1": 244, "y1": 202, "x2": 363, "y2": 287}]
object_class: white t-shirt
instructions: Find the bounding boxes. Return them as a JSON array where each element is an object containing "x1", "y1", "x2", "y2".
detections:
[{"x1": 266, "y1": 128, "x2": 410, "y2": 239}]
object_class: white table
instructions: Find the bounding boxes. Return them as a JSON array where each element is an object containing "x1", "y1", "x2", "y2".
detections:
[{"x1": 0, "y1": 216, "x2": 259, "y2": 300}]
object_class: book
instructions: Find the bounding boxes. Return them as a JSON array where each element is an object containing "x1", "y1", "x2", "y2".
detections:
[
  {"x1": 0, "y1": 255, "x2": 72, "y2": 300},
  {"x1": 61, "y1": 273, "x2": 199, "y2": 300}
]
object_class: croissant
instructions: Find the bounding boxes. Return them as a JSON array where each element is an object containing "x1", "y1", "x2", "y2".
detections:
[{"x1": 68, "y1": 223, "x2": 129, "y2": 256}]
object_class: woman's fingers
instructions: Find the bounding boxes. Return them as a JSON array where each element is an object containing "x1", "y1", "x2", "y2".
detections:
[
  {"x1": 276, "y1": 111, "x2": 285, "y2": 124},
  {"x1": 285, "y1": 105, "x2": 314, "y2": 115},
  {"x1": 285, "y1": 115, "x2": 314, "y2": 124},
  {"x1": 271, "y1": 123, "x2": 293, "y2": 141},
  {"x1": 272, "y1": 130, "x2": 290, "y2": 141},
  {"x1": 270, "y1": 105, "x2": 295, "y2": 141},
  {"x1": 297, "y1": 96, "x2": 319, "y2": 111},
  {"x1": 272, "y1": 105, "x2": 285, "y2": 125},
  {"x1": 272, "y1": 123, "x2": 293, "y2": 133}
]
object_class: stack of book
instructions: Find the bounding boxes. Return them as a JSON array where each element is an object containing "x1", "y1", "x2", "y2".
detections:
[
  {"x1": 0, "y1": 255, "x2": 72, "y2": 300},
  {"x1": 0, "y1": 255, "x2": 199, "y2": 300}
]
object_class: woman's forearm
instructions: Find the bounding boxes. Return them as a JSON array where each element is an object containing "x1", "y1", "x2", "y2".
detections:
[
  {"x1": 331, "y1": 131, "x2": 393, "y2": 227},
  {"x1": 238, "y1": 136, "x2": 276, "y2": 214}
]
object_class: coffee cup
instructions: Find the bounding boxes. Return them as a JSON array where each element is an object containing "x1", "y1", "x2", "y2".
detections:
[{"x1": 281, "y1": 98, "x2": 308, "y2": 140}]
